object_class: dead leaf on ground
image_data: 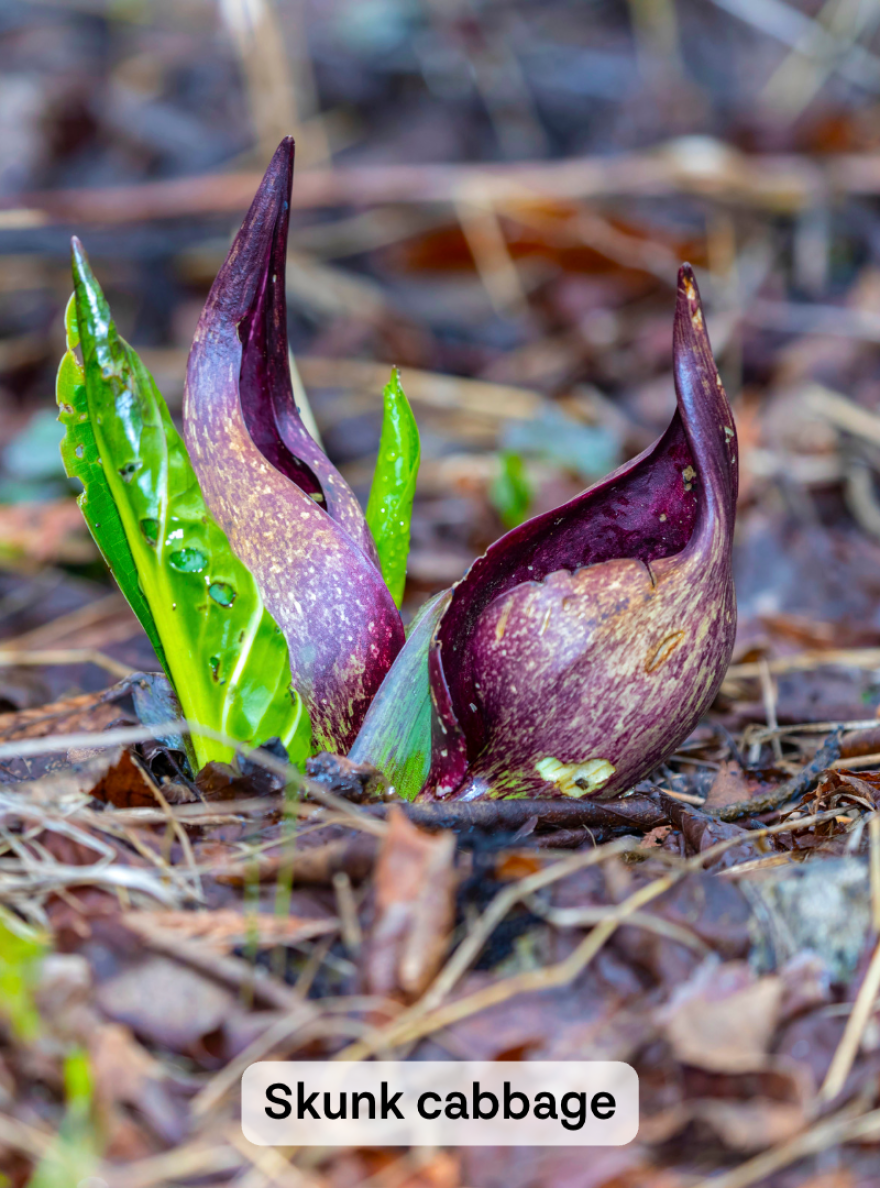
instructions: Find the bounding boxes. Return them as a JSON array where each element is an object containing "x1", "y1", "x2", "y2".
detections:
[
  {"x1": 364, "y1": 806, "x2": 456, "y2": 1000},
  {"x1": 88, "y1": 748, "x2": 165, "y2": 808},
  {"x1": 0, "y1": 684, "x2": 133, "y2": 743},
  {"x1": 95, "y1": 956, "x2": 237, "y2": 1053},
  {"x1": 703, "y1": 760, "x2": 751, "y2": 810},
  {"x1": 659, "y1": 960, "x2": 784, "y2": 1073},
  {"x1": 89, "y1": 1022, "x2": 187, "y2": 1153},
  {"x1": 124, "y1": 908, "x2": 338, "y2": 950},
  {"x1": 693, "y1": 1097, "x2": 805, "y2": 1151}
]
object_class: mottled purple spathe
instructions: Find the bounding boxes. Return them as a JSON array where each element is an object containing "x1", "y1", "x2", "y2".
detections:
[
  {"x1": 184, "y1": 139, "x2": 404, "y2": 752},
  {"x1": 425, "y1": 266, "x2": 737, "y2": 800}
]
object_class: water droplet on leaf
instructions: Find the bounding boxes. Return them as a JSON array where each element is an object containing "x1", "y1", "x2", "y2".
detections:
[
  {"x1": 169, "y1": 548, "x2": 207, "y2": 573},
  {"x1": 208, "y1": 581, "x2": 236, "y2": 607}
]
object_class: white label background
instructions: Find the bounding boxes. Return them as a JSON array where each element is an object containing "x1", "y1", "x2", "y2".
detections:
[{"x1": 242, "y1": 1061, "x2": 638, "y2": 1147}]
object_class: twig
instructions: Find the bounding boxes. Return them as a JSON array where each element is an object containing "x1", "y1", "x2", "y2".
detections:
[
  {"x1": 759, "y1": 658, "x2": 783, "y2": 764},
  {"x1": 704, "y1": 729, "x2": 843, "y2": 821},
  {"x1": 297, "y1": 355, "x2": 542, "y2": 421},
  {"x1": 337, "y1": 864, "x2": 681, "y2": 1059},
  {"x1": 454, "y1": 185, "x2": 528, "y2": 316},
  {"x1": 125, "y1": 914, "x2": 339, "y2": 1012},
  {"x1": 688, "y1": 1104, "x2": 880, "y2": 1188},
  {"x1": 191, "y1": 1011, "x2": 377, "y2": 1120},
  {"x1": 333, "y1": 871, "x2": 363, "y2": 957},
  {"x1": 745, "y1": 718, "x2": 880, "y2": 746},
  {"x1": 707, "y1": 0, "x2": 880, "y2": 93},
  {"x1": 525, "y1": 898, "x2": 709, "y2": 953},
  {"x1": 820, "y1": 936, "x2": 880, "y2": 1102},
  {"x1": 0, "y1": 1112, "x2": 56, "y2": 1159},
  {"x1": 0, "y1": 719, "x2": 388, "y2": 834},
  {"x1": 726, "y1": 650, "x2": 880, "y2": 681},
  {"x1": 368, "y1": 793, "x2": 668, "y2": 833},
  {"x1": 832, "y1": 752, "x2": 880, "y2": 770},
  {"x1": 101, "y1": 1140, "x2": 245, "y2": 1188},
  {"x1": 0, "y1": 648, "x2": 135, "y2": 679},
  {"x1": 6, "y1": 144, "x2": 860, "y2": 224},
  {"x1": 0, "y1": 591, "x2": 128, "y2": 650}
]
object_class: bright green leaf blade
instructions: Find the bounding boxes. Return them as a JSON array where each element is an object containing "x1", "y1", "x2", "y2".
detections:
[
  {"x1": 66, "y1": 243, "x2": 311, "y2": 771},
  {"x1": 365, "y1": 367, "x2": 420, "y2": 607},
  {"x1": 57, "y1": 338, "x2": 168, "y2": 671},
  {"x1": 349, "y1": 590, "x2": 449, "y2": 800}
]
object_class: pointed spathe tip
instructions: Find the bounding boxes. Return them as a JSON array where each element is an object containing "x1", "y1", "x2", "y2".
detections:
[
  {"x1": 264, "y1": 137, "x2": 295, "y2": 185},
  {"x1": 676, "y1": 262, "x2": 702, "y2": 309}
]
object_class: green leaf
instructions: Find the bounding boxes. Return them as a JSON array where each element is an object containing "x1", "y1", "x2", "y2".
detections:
[
  {"x1": 365, "y1": 367, "x2": 420, "y2": 607},
  {"x1": 29, "y1": 1049, "x2": 102, "y2": 1188},
  {"x1": 489, "y1": 449, "x2": 532, "y2": 529},
  {"x1": 349, "y1": 590, "x2": 449, "y2": 800},
  {"x1": 0, "y1": 909, "x2": 46, "y2": 1040},
  {"x1": 60, "y1": 244, "x2": 311, "y2": 771},
  {"x1": 57, "y1": 296, "x2": 168, "y2": 670}
]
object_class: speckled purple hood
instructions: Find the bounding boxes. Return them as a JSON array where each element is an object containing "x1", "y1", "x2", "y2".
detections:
[
  {"x1": 423, "y1": 266, "x2": 737, "y2": 800},
  {"x1": 183, "y1": 139, "x2": 404, "y2": 752}
]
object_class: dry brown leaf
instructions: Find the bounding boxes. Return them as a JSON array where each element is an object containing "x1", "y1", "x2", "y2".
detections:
[
  {"x1": 95, "y1": 956, "x2": 237, "y2": 1052},
  {"x1": 0, "y1": 685, "x2": 132, "y2": 743},
  {"x1": 124, "y1": 908, "x2": 338, "y2": 950},
  {"x1": 693, "y1": 1098, "x2": 806, "y2": 1152},
  {"x1": 703, "y1": 760, "x2": 751, "y2": 811},
  {"x1": 88, "y1": 749, "x2": 161, "y2": 808},
  {"x1": 89, "y1": 1022, "x2": 186, "y2": 1153},
  {"x1": 364, "y1": 806, "x2": 456, "y2": 1000},
  {"x1": 660, "y1": 960, "x2": 784, "y2": 1073}
]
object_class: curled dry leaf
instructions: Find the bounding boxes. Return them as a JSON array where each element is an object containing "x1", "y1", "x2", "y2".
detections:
[{"x1": 364, "y1": 806, "x2": 456, "y2": 1001}]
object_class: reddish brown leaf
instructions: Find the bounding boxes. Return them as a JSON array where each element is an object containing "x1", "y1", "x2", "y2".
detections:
[{"x1": 364, "y1": 806, "x2": 456, "y2": 1000}]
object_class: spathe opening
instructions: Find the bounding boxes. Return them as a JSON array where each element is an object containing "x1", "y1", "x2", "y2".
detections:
[{"x1": 436, "y1": 412, "x2": 700, "y2": 762}]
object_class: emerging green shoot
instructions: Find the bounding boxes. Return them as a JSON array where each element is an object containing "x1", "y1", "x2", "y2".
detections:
[
  {"x1": 29, "y1": 1049, "x2": 102, "y2": 1188},
  {"x1": 490, "y1": 449, "x2": 532, "y2": 529},
  {"x1": 0, "y1": 910, "x2": 46, "y2": 1040},
  {"x1": 366, "y1": 367, "x2": 420, "y2": 606}
]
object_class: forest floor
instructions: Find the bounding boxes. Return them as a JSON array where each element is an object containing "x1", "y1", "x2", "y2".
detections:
[{"x1": 6, "y1": 0, "x2": 880, "y2": 1184}]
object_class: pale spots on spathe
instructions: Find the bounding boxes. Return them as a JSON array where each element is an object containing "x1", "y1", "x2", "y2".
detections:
[
  {"x1": 645, "y1": 629, "x2": 686, "y2": 673},
  {"x1": 536, "y1": 757, "x2": 616, "y2": 798}
]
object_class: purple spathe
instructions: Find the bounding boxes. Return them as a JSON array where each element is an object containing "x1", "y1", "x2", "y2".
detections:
[
  {"x1": 183, "y1": 139, "x2": 404, "y2": 752},
  {"x1": 424, "y1": 266, "x2": 737, "y2": 800}
]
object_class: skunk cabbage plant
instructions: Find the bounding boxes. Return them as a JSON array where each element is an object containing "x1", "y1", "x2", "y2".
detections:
[
  {"x1": 184, "y1": 139, "x2": 407, "y2": 753},
  {"x1": 354, "y1": 266, "x2": 737, "y2": 801},
  {"x1": 63, "y1": 132, "x2": 737, "y2": 800},
  {"x1": 57, "y1": 244, "x2": 311, "y2": 771}
]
